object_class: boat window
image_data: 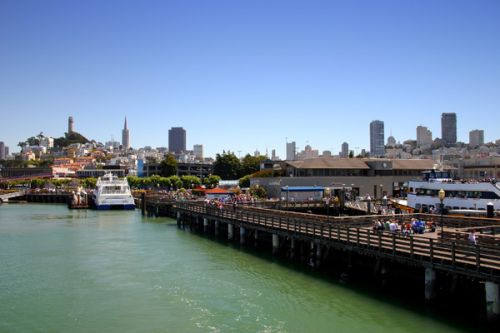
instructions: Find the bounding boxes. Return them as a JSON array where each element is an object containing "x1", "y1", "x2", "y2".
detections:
[{"x1": 480, "y1": 192, "x2": 500, "y2": 199}]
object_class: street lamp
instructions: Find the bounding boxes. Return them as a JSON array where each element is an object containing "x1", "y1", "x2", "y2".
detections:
[{"x1": 438, "y1": 188, "x2": 445, "y2": 237}]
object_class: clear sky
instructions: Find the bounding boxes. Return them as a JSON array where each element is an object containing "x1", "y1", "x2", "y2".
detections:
[{"x1": 1, "y1": 0, "x2": 499, "y2": 158}]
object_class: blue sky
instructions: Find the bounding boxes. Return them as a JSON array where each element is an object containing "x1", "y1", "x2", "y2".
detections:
[{"x1": 1, "y1": 0, "x2": 499, "y2": 157}]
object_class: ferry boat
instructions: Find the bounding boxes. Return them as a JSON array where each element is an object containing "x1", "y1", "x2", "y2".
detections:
[
  {"x1": 92, "y1": 172, "x2": 135, "y2": 210},
  {"x1": 407, "y1": 170, "x2": 500, "y2": 213}
]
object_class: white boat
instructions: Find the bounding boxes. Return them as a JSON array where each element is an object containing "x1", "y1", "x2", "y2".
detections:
[
  {"x1": 93, "y1": 172, "x2": 135, "y2": 210},
  {"x1": 407, "y1": 171, "x2": 500, "y2": 212}
]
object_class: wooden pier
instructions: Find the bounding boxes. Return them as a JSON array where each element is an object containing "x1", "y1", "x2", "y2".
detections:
[{"x1": 139, "y1": 195, "x2": 500, "y2": 320}]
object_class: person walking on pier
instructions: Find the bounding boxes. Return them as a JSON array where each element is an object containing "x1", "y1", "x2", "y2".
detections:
[{"x1": 468, "y1": 230, "x2": 477, "y2": 246}]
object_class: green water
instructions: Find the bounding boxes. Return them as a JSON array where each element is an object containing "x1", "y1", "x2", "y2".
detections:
[{"x1": 0, "y1": 204, "x2": 475, "y2": 332}]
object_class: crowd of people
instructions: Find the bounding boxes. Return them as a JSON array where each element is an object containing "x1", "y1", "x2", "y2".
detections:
[{"x1": 372, "y1": 218, "x2": 436, "y2": 237}]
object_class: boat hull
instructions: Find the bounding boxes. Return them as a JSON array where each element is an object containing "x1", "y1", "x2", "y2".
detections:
[{"x1": 95, "y1": 204, "x2": 135, "y2": 210}]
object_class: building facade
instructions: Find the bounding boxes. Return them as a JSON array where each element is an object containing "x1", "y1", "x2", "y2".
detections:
[
  {"x1": 370, "y1": 120, "x2": 385, "y2": 157},
  {"x1": 286, "y1": 141, "x2": 296, "y2": 161},
  {"x1": 193, "y1": 144, "x2": 203, "y2": 160},
  {"x1": 416, "y1": 125, "x2": 433, "y2": 146},
  {"x1": 0, "y1": 141, "x2": 5, "y2": 160},
  {"x1": 168, "y1": 127, "x2": 186, "y2": 153},
  {"x1": 341, "y1": 142, "x2": 349, "y2": 158},
  {"x1": 469, "y1": 129, "x2": 484, "y2": 147},
  {"x1": 441, "y1": 113, "x2": 457, "y2": 145}
]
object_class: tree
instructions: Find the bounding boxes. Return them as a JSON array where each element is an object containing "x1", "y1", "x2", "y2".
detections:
[
  {"x1": 249, "y1": 185, "x2": 267, "y2": 198},
  {"x1": 181, "y1": 175, "x2": 201, "y2": 189},
  {"x1": 239, "y1": 175, "x2": 250, "y2": 188},
  {"x1": 213, "y1": 151, "x2": 242, "y2": 180},
  {"x1": 348, "y1": 150, "x2": 354, "y2": 158},
  {"x1": 159, "y1": 154, "x2": 177, "y2": 177},
  {"x1": 241, "y1": 154, "x2": 266, "y2": 176},
  {"x1": 168, "y1": 176, "x2": 182, "y2": 189},
  {"x1": 203, "y1": 175, "x2": 220, "y2": 189}
]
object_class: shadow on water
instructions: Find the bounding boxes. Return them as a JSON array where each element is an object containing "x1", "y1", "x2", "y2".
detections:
[{"x1": 170, "y1": 222, "x2": 498, "y2": 333}]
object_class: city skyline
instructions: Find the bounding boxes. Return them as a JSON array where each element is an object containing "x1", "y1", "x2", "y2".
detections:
[{"x1": 1, "y1": 0, "x2": 499, "y2": 158}]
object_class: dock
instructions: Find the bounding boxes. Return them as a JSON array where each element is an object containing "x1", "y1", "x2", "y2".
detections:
[{"x1": 141, "y1": 195, "x2": 500, "y2": 320}]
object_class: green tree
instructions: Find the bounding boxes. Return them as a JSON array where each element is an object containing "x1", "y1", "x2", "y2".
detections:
[
  {"x1": 168, "y1": 176, "x2": 182, "y2": 189},
  {"x1": 239, "y1": 175, "x2": 251, "y2": 188},
  {"x1": 159, "y1": 154, "x2": 177, "y2": 177},
  {"x1": 181, "y1": 175, "x2": 201, "y2": 189},
  {"x1": 249, "y1": 185, "x2": 267, "y2": 199},
  {"x1": 213, "y1": 151, "x2": 242, "y2": 180},
  {"x1": 203, "y1": 175, "x2": 220, "y2": 189},
  {"x1": 348, "y1": 150, "x2": 354, "y2": 158},
  {"x1": 241, "y1": 154, "x2": 266, "y2": 176},
  {"x1": 81, "y1": 178, "x2": 97, "y2": 189}
]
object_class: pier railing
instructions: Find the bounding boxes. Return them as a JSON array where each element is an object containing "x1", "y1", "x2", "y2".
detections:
[{"x1": 175, "y1": 201, "x2": 500, "y2": 280}]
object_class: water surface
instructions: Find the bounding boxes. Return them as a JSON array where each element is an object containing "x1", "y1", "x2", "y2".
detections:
[{"x1": 0, "y1": 204, "x2": 476, "y2": 332}]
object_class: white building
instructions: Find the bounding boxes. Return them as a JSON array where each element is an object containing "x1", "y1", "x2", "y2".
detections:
[
  {"x1": 193, "y1": 144, "x2": 203, "y2": 160},
  {"x1": 40, "y1": 136, "x2": 54, "y2": 149},
  {"x1": 469, "y1": 129, "x2": 484, "y2": 147},
  {"x1": 286, "y1": 141, "x2": 296, "y2": 161},
  {"x1": 416, "y1": 125, "x2": 433, "y2": 147}
]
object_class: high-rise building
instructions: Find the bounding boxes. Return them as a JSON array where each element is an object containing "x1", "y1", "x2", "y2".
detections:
[
  {"x1": 271, "y1": 149, "x2": 277, "y2": 160},
  {"x1": 370, "y1": 120, "x2": 385, "y2": 157},
  {"x1": 416, "y1": 125, "x2": 433, "y2": 146},
  {"x1": 341, "y1": 142, "x2": 349, "y2": 158},
  {"x1": 168, "y1": 127, "x2": 186, "y2": 153},
  {"x1": 68, "y1": 116, "x2": 74, "y2": 134},
  {"x1": 0, "y1": 141, "x2": 5, "y2": 160},
  {"x1": 193, "y1": 144, "x2": 203, "y2": 160},
  {"x1": 286, "y1": 141, "x2": 296, "y2": 161},
  {"x1": 469, "y1": 129, "x2": 484, "y2": 147},
  {"x1": 441, "y1": 113, "x2": 457, "y2": 145},
  {"x1": 4, "y1": 146, "x2": 8, "y2": 157},
  {"x1": 122, "y1": 117, "x2": 130, "y2": 150}
]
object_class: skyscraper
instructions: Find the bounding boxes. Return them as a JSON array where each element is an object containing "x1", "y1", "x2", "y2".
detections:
[
  {"x1": 68, "y1": 116, "x2": 74, "y2": 134},
  {"x1": 122, "y1": 117, "x2": 130, "y2": 150},
  {"x1": 168, "y1": 127, "x2": 186, "y2": 153},
  {"x1": 286, "y1": 141, "x2": 296, "y2": 161},
  {"x1": 193, "y1": 144, "x2": 203, "y2": 160},
  {"x1": 441, "y1": 113, "x2": 457, "y2": 145},
  {"x1": 469, "y1": 129, "x2": 484, "y2": 147},
  {"x1": 370, "y1": 120, "x2": 385, "y2": 157},
  {"x1": 416, "y1": 125, "x2": 433, "y2": 146},
  {"x1": 341, "y1": 142, "x2": 349, "y2": 158},
  {"x1": 0, "y1": 141, "x2": 5, "y2": 160}
]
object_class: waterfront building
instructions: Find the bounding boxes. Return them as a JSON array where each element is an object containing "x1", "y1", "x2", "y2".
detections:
[
  {"x1": 252, "y1": 157, "x2": 448, "y2": 198},
  {"x1": 168, "y1": 127, "x2": 186, "y2": 153},
  {"x1": 341, "y1": 142, "x2": 349, "y2": 158},
  {"x1": 286, "y1": 141, "x2": 296, "y2": 161},
  {"x1": 469, "y1": 129, "x2": 484, "y2": 147},
  {"x1": 370, "y1": 120, "x2": 385, "y2": 157},
  {"x1": 122, "y1": 117, "x2": 130, "y2": 150},
  {"x1": 416, "y1": 125, "x2": 433, "y2": 147},
  {"x1": 441, "y1": 113, "x2": 457, "y2": 145},
  {"x1": 68, "y1": 116, "x2": 74, "y2": 134},
  {"x1": 0, "y1": 141, "x2": 5, "y2": 160}
]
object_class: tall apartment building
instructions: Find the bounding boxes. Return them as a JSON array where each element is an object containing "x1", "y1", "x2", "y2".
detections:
[
  {"x1": 0, "y1": 141, "x2": 5, "y2": 160},
  {"x1": 286, "y1": 141, "x2": 296, "y2": 161},
  {"x1": 193, "y1": 144, "x2": 203, "y2": 160},
  {"x1": 416, "y1": 125, "x2": 433, "y2": 146},
  {"x1": 469, "y1": 129, "x2": 484, "y2": 147},
  {"x1": 370, "y1": 120, "x2": 385, "y2": 157},
  {"x1": 441, "y1": 113, "x2": 457, "y2": 145},
  {"x1": 168, "y1": 127, "x2": 186, "y2": 153},
  {"x1": 341, "y1": 142, "x2": 349, "y2": 158}
]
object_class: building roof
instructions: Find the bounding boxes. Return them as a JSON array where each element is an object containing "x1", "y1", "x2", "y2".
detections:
[{"x1": 286, "y1": 157, "x2": 370, "y2": 169}]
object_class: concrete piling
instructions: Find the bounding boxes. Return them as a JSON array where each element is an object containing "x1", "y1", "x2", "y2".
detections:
[
  {"x1": 228, "y1": 223, "x2": 234, "y2": 241},
  {"x1": 485, "y1": 281, "x2": 499, "y2": 319},
  {"x1": 424, "y1": 267, "x2": 436, "y2": 302},
  {"x1": 272, "y1": 234, "x2": 279, "y2": 255}
]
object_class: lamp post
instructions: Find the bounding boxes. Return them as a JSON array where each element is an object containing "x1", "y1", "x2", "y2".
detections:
[{"x1": 438, "y1": 188, "x2": 445, "y2": 237}]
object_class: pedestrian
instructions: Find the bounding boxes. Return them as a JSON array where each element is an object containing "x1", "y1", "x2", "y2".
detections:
[{"x1": 468, "y1": 230, "x2": 477, "y2": 246}]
